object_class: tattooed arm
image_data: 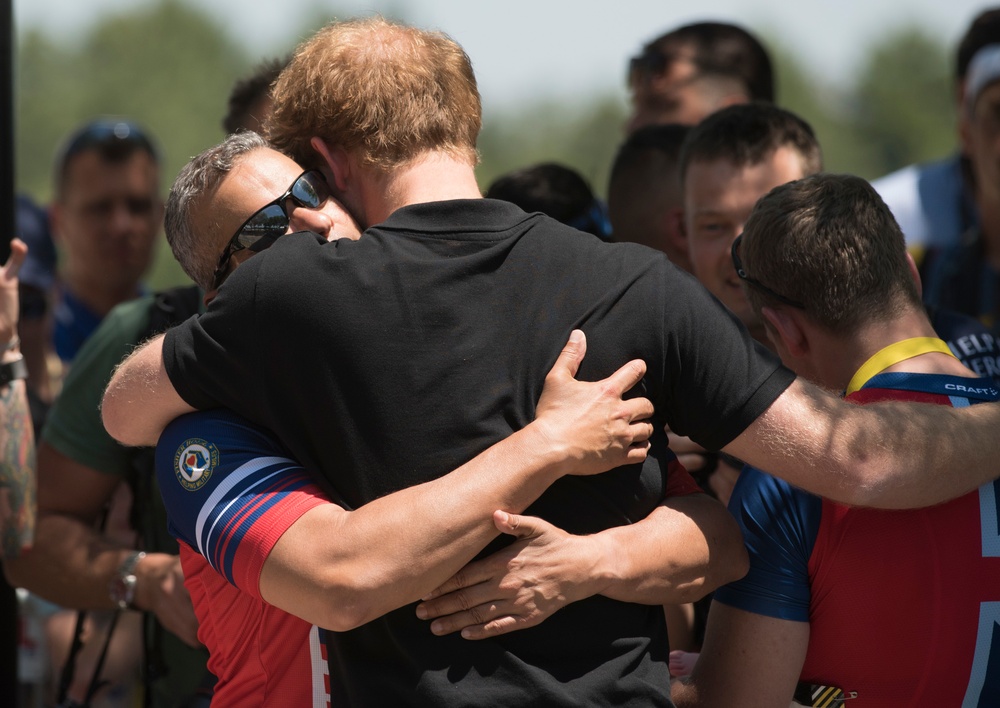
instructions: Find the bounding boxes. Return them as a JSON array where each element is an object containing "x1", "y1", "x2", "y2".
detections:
[{"x1": 0, "y1": 239, "x2": 36, "y2": 560}]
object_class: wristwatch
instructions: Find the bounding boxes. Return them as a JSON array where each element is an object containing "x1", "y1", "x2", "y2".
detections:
[
  {"x1": 0, "y1": 355, "x2": 26, "y2": 387},
  {"x1": 109, "y1": 551, "x2": 146, "y2": 610}
]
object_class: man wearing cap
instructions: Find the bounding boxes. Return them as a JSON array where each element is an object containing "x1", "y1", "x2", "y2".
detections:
[
  {"x1": 873, "y1": 9, "x2": 1000, "y2": 258},
  {"x1": 915, "y1": 41, "x2": 1000, "y2": 346},
  {"x1": 50, "y1": 118, "x2": 163, "y2": 364}
]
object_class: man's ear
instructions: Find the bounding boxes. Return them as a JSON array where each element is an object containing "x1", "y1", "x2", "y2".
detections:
[
  {"x1": 761, "y1": 305, "x2": 809, "y2": 359},
  {"x1": 311, "y1": 137, "x2": 350, "y2": 192}
]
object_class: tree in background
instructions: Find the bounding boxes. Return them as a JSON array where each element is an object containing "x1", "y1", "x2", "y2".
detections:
[{"x1": 15, "y1": 3, "x2": 955, "y2": 288}]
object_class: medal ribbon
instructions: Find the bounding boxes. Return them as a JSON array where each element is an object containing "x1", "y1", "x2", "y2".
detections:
[{"x1": 844, "y1": 337, "x2": 956, "y2": 396}]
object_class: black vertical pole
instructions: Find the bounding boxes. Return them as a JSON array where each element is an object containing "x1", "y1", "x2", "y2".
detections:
[
  {"x1": 0, "y1": 0, "x2": 18, "y2": 702},
  {"x1": 0, "y1": 0, "x2": 9, "y2": 262}
]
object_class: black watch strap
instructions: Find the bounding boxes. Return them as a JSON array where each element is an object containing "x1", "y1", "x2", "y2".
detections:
[{"x1": 0, "y1": 356, "x2": 26, "y2": 387}]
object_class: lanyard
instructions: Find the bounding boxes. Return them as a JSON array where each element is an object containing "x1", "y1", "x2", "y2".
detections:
[{"x1": 844, "y1": 337, "x2": 957, "y2": 396}]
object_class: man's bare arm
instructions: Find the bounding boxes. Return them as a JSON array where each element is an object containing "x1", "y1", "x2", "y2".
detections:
[
  {"x1": 4, "y1": 443, "x2": 200, "y2": 647},
  {"x1": 102, "y1": 333, "x2": 191, "y2": 447},
  {"x1": 725, "y1": 376, "x2": 1000, "y2": 509},
  {"x1": 0, "y1": 378, "x2": 34, "y2": 559},
  {"x1": 0, "y1": 239, "x2": 36, "y2": 559},
  {"x1": 413, "y1": 493, "x2": 747, "y2": 639},
  {"x1": 671, "y1": 601, "x2": 808, "y2": 708}
]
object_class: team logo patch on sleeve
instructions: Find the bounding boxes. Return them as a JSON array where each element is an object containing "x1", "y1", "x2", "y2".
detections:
[{"x1": 174, "y1": 439, "x2": 220, "y2": 491}]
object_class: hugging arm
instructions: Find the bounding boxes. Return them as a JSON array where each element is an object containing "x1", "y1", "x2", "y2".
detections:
[
  {"x1": 415, "y1": 490, "x2": 746, "y2": 640},
  {"x1": 724, "y1": 376, "x2": 1000, "y2": 509},
  {"x1": 102, "y1": 332, "x2": 191, "y2": 447},
  {"x1": 161, "y1": 331, "x2": 655, "y2": 630}
]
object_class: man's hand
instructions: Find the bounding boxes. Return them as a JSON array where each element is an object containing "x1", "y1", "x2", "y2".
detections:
[
  {"x1": 135, "y1": 553, "x2": 201, "y2": 648},
  {"x1": 531, "y1": 330, "x2": 654, "y2": 476},
  {"x1": 416, "y1": 510, "x2": 600, "y2": 639}
]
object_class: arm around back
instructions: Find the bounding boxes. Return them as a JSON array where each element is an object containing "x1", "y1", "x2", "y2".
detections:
[
  {"x1": 724, "y1": 376, "x2": 1000, "y2": 509},
  {"x1": 160, "y1": 331, "x2": 655, "y2": 631},
  {"x1": 102, "y1": 333, "x2": 193, "y2": 447}
]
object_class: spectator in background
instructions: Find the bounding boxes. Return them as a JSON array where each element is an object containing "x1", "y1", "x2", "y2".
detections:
[
  {"x1": 679, "y1": 104, "x2": 819, "y2": 349},
  {"x1": 15, "y1": 194, "x2": 58, "y2": 431},
  {"x1": 672, "y1": 173, "x2": 1000, "y2": 708},
  {"x1": 222, "y1": 56, "x2": 288, "y2": 136},
  {"x1": 484, "y1": 162, "x2": 612, "y2": 240},
  {"x1": 608, "y1": 123, "x2": 692, "y2": 271},
  {"x1": 5, "y1": 81, "x2": 274, "y2": 704},
  {"x1": 873, "y1": 8, "x2": 1000, "y2": 258},
  {"x1": 626, "y1": 22, "x2": 773, "y2": 132},
  {"x1": 50, "y1": 118, "x2": 163, "y2": 365},
  {"x1": 917, "y1": 42, "x2": 1000, "y2": 346}
]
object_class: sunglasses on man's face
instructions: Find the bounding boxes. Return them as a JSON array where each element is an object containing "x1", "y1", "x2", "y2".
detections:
[{"x1": 211, "y1": 170, "x2": 330, "y2": 290}]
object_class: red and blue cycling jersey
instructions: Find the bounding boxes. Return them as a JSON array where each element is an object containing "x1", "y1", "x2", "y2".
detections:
[
  {"x1": 156, "y1": 409, "x2": 332, "y2": 707},
  {"x1": 715, "y1": 371, "x2": 1000, "y2": 706}
]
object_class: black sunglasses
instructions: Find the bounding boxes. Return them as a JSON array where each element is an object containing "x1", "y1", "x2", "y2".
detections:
[
  {"x1": 211, "y1": 170, "x2": 330, "y2": 289},
  {"x1": 627, "y1": 48, "x2": 670, "y2": 84},
  {"x1": 730, "y1": 234, "x2": 805, "y2": 309}
]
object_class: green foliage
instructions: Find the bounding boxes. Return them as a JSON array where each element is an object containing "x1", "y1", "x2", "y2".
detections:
[
  {"x1": 852, "y1": 27, "x2": 954, "y2": 171},
  {"x1": 770, "y1": 26, "x2": 952, "y2": 179}
]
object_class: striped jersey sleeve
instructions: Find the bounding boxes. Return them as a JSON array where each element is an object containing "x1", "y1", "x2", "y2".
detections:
[{"x1": 155, "y1": 409, "x2": 330, "y2": 599}]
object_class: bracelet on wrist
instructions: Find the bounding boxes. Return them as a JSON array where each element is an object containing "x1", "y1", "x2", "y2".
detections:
[
  {"x1": 2, "y1": 334, "x2": 19, "y2": 352},
  {"x1": 109, "y1": 551, "x2": 147, "y2": 611},
  {"x1": 0, "y1": 354, "x2": 26, "y2": 387}
]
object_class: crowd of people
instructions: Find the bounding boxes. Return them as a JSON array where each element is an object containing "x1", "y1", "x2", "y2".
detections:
[{"x1": 1, "y1": 9, "x2": 1000, "y2": 708}]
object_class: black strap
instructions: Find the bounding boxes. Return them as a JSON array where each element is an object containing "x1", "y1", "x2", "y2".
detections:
[
  {"x1": 57, "y1": 286, "x2": 204, "y2": 708},
  {"x1": 56, "y1": 509, "x2": 116, "y2": 708}
]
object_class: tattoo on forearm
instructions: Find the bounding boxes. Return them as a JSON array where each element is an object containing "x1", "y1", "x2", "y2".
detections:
[{"x1": 0, "y1": 381, "x2": 36, "y2": 558}]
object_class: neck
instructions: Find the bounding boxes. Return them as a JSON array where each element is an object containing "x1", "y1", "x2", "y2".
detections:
[
  {"x1": 360, "y1": 150, "x2": 483, "y2": 225},
  {"x1": 810, "y1": 306, "x2": 974, "y2": 391}
]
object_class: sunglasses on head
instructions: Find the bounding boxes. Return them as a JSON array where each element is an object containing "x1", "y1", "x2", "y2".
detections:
[
  {"x1": 211, "y1": 169, "x2": 330, "y2": 290},
  {"x1": 731, "y1": 233, "x2": 805, "y2": 309},
  {"x1": 59, "y1": 119, "x2": 159, "y2": 168},
  {"x1": 628, "y1": 48, "x2": 670, "y2": 85}
]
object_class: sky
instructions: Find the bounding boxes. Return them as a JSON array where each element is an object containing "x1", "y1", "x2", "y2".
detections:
[{"x1": 12, "y1": 0, "x2": 997, "y2": 109}]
